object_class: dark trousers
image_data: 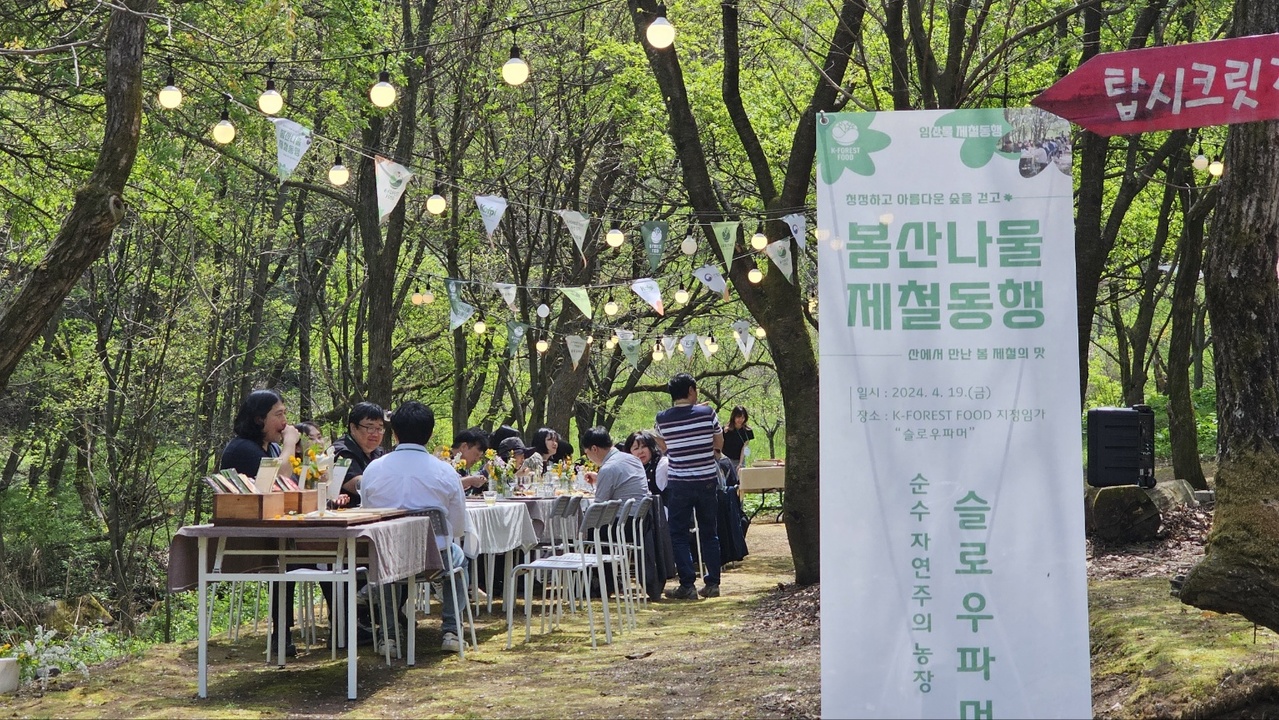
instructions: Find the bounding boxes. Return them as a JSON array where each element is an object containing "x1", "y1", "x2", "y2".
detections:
[{"x1": 665, "y1": 480, "x2": 721, "y2": 587}]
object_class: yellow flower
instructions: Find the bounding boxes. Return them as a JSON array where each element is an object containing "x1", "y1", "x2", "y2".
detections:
[{"x1": 484, "y1": 448, "x2": 496, "y2": 459}]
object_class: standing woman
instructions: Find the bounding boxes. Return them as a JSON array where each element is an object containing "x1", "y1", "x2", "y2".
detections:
[{"x1": 721, "y1": 405, "x2": 754, "y2": 470}]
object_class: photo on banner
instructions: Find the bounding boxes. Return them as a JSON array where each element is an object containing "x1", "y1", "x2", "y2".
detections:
[{"x1": 816, "y1": 108, "x2": 1089, "y2": 719}]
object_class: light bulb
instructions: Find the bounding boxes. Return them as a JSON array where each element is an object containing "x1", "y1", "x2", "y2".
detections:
[
  {"x1": 474, "y1": 320, "x2": 487, "y2": 334},
  {"x1": 604, "y1": 299, "x2": 619, "y2": 316},
  {"x1": 646, "y1": 13, "x2": 675, "y2": 49},
  {"x1": 754, "y1": 327, "x2": 766, "y2": 338},
  {"x1": 750, "y1": 232, "x2": 768, "y2": 251},
  {"x1": 606, "y1": 337, "x2": 617, "y2": 349},
  {"x1": 1208, "y1": 159, "x2": 1224, "y2": 177},
  {"x1": 606, "y1": 227, "x2": 625, "y2": 248},
  {"x1": 536, "y1": 339, "x2": 549, "y2": 353},
  {"x1": 748, "y1": 268, "x2": 763, "y2": 283},
  {"x1": 681, "y1": 235, "x2": 697, "y2": 255},
  {"x1": 1192, "y1": 153, "x2": 1209, "y2": 171},
  {"x1": 212, "y1": 110, "x2": 235, "y2": 144},
  {"x1": 610, "y1": 334, "x2": 620, "y2": 345},
  {"x1": 158, "y1": 77, "x2": 182, "y2": 109},
  {"x1": 258, "y1": 81, "x2": 283, "y2": 115},
  {"x1": 673, "y1": 287, "x2": 689, "y2": 304},
  {"x1": 879, "y1": 213, "x2": 894, "y2": 225},
  {"x1": 586, "y1": 335, "x2": 593, "y2": 344},
  {"x1": 426, "y1": 193, "x2": 447, "y2": 215},
  {"x1": 502, "y1": 45, "x2": 529, "y2": 86},
  {"x1": 411, "y1": 293, "x2": 423, "y2": 305},
  {"x1": 423, "y1": 290, "x2": 435, "y2": 304},
  {"x1": 328, "y1": 157, "x2": 350, "y2": 187},
  {"x1": 708, "y1": 337, "x2": 719, "y2": 353},
  {"x1": 536, "y1": 303, "x2": 550, "y2": 318},
  {"x1": 370, "y1": 70, "x2": 396, "y2": 107},
  {"x1": 652, "y1": 346, "x2": 665, "y2": 361}
]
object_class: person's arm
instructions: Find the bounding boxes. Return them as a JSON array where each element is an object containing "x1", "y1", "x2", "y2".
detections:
[
  {"x1": 278, "y1": 425, "x2": 301, "y2": 478},
  {"x1": 712, "y1": 428, "x2": 724, "y2": 454}
]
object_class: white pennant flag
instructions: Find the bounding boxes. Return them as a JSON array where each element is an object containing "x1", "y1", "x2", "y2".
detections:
[
  {"x1": 783, "y1": 213, "x2": 808, "y2": 250},
  {"x1": 731, "y1": 319, "x2": 756, "y2": 358},
  {"x1": 565, "y1": 335, "x2": 589, "y2": 369},
  {"x1": 374, "y1": 156, "x2": 413, "y2": 223},
  {"x1": 630, "y1": 278, "x2": 665, "y2": 315},
  {"x1": 445, "y1": 279, "x2": 475, "y2": 331},
  {"x1": 617, "y1": 329, "x2": 635, "y2": 341},
  {"x1": 494, "y1": 283, "x2": 519, "y2": 312},
  {"x1": 475, "y1": 195, "x2": 508, "y2": 238},
  {"x1": 556, "y1": 210, "x2": 591, "y2": 263},
  {"x1": 698, "y1": 335, "x2": 715, "y2": 359},
  {"x1": 679, "y1": 333, "x2": 699, "y2": 359},
  {"x1": 764, "y1": 241, "x2": 795, "y2": 283},
  {"x1": 270, "y1": 118, "x2": 312, "y2": 182},
  {"x1": 693, "y1": 264, "x2": 727, "y2": 296},
  {"x1": 661, "y1": 335, "x2": 678, "y2": 359}
]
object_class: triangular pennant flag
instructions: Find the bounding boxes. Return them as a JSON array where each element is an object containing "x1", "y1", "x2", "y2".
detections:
[
  {"x1": 559, "y1": 287, "x2": 593, "y2": 319},
  {"x1": 565, "y1": 335, "x2": 589, "y2": 369},
  {"x1": 445, "y1": 279, "x2": 475, "y2": 331},
  {"x1": 505, "y1": 321, "x2": 529, "y2": 357},
  {"x1": 661, "y1": 335, "x2": 678, "y2": 359},
  {"x1": 711, "y1": 220, "x2": 739, "y2": 267},
  {"x1": 698, "y1": 335, "x2": 716, "y2": 359},
  {"x1": 556, "y1": 210, "x2": 590, "y2": 263},
  {"x1": 475, "y1": 195, "x2": 508, "y2": 238},
  {"x1": 764, "y1": 241, "x2": 795, "y2": 283},
  {"x1": 270, "y1": 118, "x2": 312, "y2": 182},
  {"x1": 617, "y1": 329, "x2": 635, "y2": 341},
  {"x1": 693, "y1": 264, "x2": 727, "y2": 294},
  {"x1": 679, "y1": 333, "x2": 699, "y2": 359},
  {"x1": 731, "y1": 319, "x2": 756, "y2": 358},
  {"x1": 374, "y1": 156, "x2": 413, "y2": 223},
  {"x1": 618, "y1": 338, "x2": 643, "y2": 369},
  {"x1": 630, "y1": 278, "x2": 664, "y2": 316},
  {"x1": 640, "y1": 221, "x2": 669, "y2": 272},
  {"x1": 494, "y1": 282, "x2": 519, "y2": 312},
  {"x1": 783, "y1": 213, "x2": 808, "y2": 250}
]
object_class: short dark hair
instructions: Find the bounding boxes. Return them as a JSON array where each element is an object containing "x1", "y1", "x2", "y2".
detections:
[
  {"x1": 390, "y1": 401, "x2": 435, "y2": 445},
  {"x1": 233, "y1": 389, "x2": 283, "y2": 443},
  {"x1": 295, "y1": 421, "x2": 320, "y2": 438},
  {"x1": 580, "y1": 426, "x2": 612, "y2": 451},
  {"x1": 625, "y1": 430, "x2": 660, "y2": 457},
  {"x1": 668, "y1": 373, "x2": 697, "y2": 402},
  {"x1": 530, "y1": 427, "x2": 560, "y2": 456},
  {"x1": 730, "y1": 405, "x2": 749, "y2": 425},
  {"x1": 491, "y1": 425, "x2": 521, "y2": 447},
  {"x1": 496, "y1": 436, "x2": 527, "y2": 461},
  {"x1": 347, "y1": 401, "x2": 385, "y2": 428},
  {"x1": 453, "y1": 426, "x2": 489, "y2": 450}
]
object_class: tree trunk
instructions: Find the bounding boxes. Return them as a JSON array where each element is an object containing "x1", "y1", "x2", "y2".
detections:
[
  {"x1": 0, "y1": 0, "x2": 154, "y2": 392},
  {"x1": 1180, "y1": 0, "x2": 1279, "y2": 630},
  {"x1": 1167, "y1": 180, "x2": 1212, "y2": 490}
]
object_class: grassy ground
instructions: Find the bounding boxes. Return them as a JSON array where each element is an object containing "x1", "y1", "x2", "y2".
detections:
[{"x1": 5, "y1": 520, "x2": 818, "y2": 719}]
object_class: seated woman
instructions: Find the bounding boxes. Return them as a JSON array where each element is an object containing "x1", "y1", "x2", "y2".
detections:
[
  {"x1": 624, "y1": 429, "x2": 665, "y2": 496},
  {"x1": 530, "y1": 427, "x2": 569, "y2": 464}
]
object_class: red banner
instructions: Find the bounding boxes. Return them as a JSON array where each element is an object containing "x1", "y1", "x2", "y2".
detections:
[{"x1": 1032, "y1": 33, "x2": 1279, "y2": 136}]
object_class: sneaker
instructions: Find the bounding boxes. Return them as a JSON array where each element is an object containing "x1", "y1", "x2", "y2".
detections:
[
  {"x1": 665, "y1": 585, "x2": 700, "y2": 600},
  {"x1": 441, "y1": 631, "x2": 461, "y2": 652},
  {"x1": 699, "y1": 584, "x2": 721, "y2": 598}
]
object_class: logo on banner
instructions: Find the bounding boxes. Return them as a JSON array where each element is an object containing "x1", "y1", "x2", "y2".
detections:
[
  {"x1": 818, "y1": 116, "x2": 892, "y2": 183},
  {"x1": 270, "y1": 118, "x2": 312, "y2": 182}
]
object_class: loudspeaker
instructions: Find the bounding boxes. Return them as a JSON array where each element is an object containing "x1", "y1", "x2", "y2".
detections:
[{"x1": 1086, "y1": 405, "x2": 1155, "y2": 488}]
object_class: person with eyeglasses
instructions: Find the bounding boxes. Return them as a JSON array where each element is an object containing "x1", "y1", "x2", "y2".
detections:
[{"x1": 331, "y1": 401, "x2": 388, "y2": 509}]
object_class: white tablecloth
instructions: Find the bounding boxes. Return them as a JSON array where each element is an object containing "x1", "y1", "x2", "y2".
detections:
[{"x1": 466, "y1": 502, "x2": 537, "y2": 554}]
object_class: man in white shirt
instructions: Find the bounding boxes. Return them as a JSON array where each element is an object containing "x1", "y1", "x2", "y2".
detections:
[{"x1": 361, "y1": 401, "x2": 469, "y2": 652}]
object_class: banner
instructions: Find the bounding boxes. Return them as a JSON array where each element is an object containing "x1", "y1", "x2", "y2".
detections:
[
  {"x1": 475, "y1": 195, "x2": 508, "y2": 238},
  {"x1": 783, "y1": 212, "x2": 808, "y2": 250},
  {"x1": 693, "y1": 264, "x2": 728, "y2": 298},
  {"x1": 374, "y1": 156, "x2": 413, "y2": 223},
  {"x1": 556, "y1": 210, "x2": 590, "y2": 263},
  {"x1": 505, "y1": 321, "x2": 529, "y2": 356},
  {"x1": 444, "y1": 278, "x2": 474, "y2": 331},
  {"x1": 630, "y1": 278, "x2": 664, "y2": 315},
  {"x1": 494, "y1": 282, "x2": 519, "y2": 312},
  {"x1": 660, "y1": 335, "x2": 678, "y2": 359},
  {"x1": 678, "y1": 333, "x2": 698, "y2": 359},
  {"x1": 618, "y1": 337, "x2": 643, "y2": 369},
  {"x1": 641, "y1": 221, "x2": 669, "y2": 272},
  {"x1": 731, "y1": 319, "x2": 755, "y2": 358},
  {"x1": 816, "y1": 108, "x2": 1090, "y2": 719},
  {"x1": 559, "y1": 287, "x2": 593, "y2": 319},
  {"x1": 711, "y1": 220, "x2": 739, "y2": 268},
  {"x1": 565, "y1": 335, "x2": 589, "y2": 369},
  {"x1": 270, "y1": 118, "x2": 311, "y2": 182},
  {"x1": 764, "y1": 240, "x2": 794, "y2": 283}
]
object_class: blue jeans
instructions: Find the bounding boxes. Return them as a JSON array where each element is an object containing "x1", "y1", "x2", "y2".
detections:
[{"x1": 665, "y1": 480, "x2": 721, "y2": 587}]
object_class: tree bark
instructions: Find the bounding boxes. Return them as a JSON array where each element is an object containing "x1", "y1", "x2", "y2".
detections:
[
  {"x1": 1167, "y1": 180, "x2": 1213, "y2": 490},
  {"x1": 0, "y1": 0, "x2": 154, "y2": 392}
]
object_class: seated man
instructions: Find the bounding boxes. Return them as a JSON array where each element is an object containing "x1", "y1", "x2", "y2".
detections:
[
  {"x1": 360, "y1": 401, "x2": 471, "y2": 652},
  {"x1": 581, "y1": 426, "x2": 649, "y2": 503},
  {"x1": 330, "y1": 401, "x2": 388, "y2": 508}
]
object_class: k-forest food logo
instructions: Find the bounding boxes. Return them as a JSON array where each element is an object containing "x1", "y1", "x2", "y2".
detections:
[{"x1": 819, "y1": 115, "x2": 892, "y2": 183}]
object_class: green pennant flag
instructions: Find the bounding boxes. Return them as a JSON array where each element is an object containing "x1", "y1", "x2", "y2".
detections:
[
  {"x1": 711, "y1": 220, "x2": 739, "y2": 268},
  {"x1": 641, "y1": 221, "x2": 669, "y2": 272},
  {"x1": 445, "y1": 279, "x2": 475, "y2": 331},
  {"x1": 618, "y1": 337, "x2": 643, "y2": 369},
  {"x1": 559, "y1": 287, "x2": 593, "y2": 319},
  {"x1": 506, "y1": 321, "x2": 529, "y2": 357}
]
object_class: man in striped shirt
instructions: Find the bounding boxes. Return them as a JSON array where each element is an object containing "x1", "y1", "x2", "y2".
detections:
[{"x1": 655, "y1": 372, "x2": 723, "y2": 599}]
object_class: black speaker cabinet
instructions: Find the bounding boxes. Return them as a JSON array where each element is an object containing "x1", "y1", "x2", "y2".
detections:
[{"x1": 1086, "y1": 405, "x2": 1156, "y2": 489}]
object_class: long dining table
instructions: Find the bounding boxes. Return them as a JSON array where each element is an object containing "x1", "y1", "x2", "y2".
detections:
[
  {"x1": 465, "y1": 500, "x2": 538, "y2": 613},
  {"x1": 166, "y1": 513, "x2": 441, "y2": 700}
]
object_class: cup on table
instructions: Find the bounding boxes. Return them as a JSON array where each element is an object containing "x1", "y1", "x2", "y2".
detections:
[{"x1": 482, "y1": 491, "x2": 497, "y2": 506}]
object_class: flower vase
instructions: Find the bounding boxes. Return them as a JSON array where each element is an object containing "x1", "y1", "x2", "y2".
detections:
[{"x1": 0, "y1": 657, "x2": 18, "y2": 694}]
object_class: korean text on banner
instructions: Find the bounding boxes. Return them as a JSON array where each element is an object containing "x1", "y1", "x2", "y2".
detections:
[{"x1": 815, "y1": 108, "x2": 1090, "y2": 720}]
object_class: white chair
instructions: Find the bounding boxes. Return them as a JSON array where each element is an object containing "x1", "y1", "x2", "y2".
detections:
[
  {"x1": 626, "y1": 497, "x2": 653, "y2": 610},
  {"x1": 412, "y1": 506, "x2": 477, "y2": 659}
]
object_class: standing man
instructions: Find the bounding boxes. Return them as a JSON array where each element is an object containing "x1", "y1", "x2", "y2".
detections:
[
  {"x1": 580, "y1": 427, "x2": 649, "y2": 503},
  {"x1": 361, "y1": 401, "x2": 471, "y2": 652},
  {"x1": 331, "y1": 401, "x2": 387, "y2": 508},
  {"x1": 654, "y1": 373, "x2": 723, "y2": 600}
]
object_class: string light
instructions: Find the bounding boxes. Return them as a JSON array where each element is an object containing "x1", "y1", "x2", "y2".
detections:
[
  {"x1": 211, "y1": 94, "x2": 235, "y2": 144},
  {"x1": 502, "y1": 28, "x2": 530, "y2": 86},
  {"x1": 536, "y1": 303, "x2": 551, "y2": 318},
  {"x1": 257, "y1": 60, "x2": 283, "y2": 115},
  {"x1": 606, "y1": 337, "x2": 617, "y2": 349},
  {"x1": 369, "y1": 51, "x2": 397, "y2": 107},
  {"x1": 681, "y1": 235, "x2": 697, "y2": 255},
  {"x1": 750, "y1": 232, "x2": 767, "y2": 251},
  {"x1": 328, "y1": 153, "x2": 350, "y2": 186},
  {"x1": 673, "y1": 287, "x2": 689, "y2": 304},
  {"x1": 754, "y1": 327, "x2": 766, "y2": 338},
  {"x1": 536, "y1": 339, "x2": 549, "y2": 353},
  {"x1": 748, "y1": 267, "x2": 763, "y2": 283},
  {"x1": 604, "y1": 296, "x2": 619, "y2": 316},
  {"x1": 426, "y1": 191, "x2": 447, "y2": 215},
  {"x1": 1208, "y1": 158, "x2": 1224, "y2": 177},
  {"x1": 1192, "y1": 141, "x2": 1209, "y2": 172},
  {"x1": 411, "y1": 292, "x2": 424, "y2": 305},
  {"x1": 652, "y1": 343, "x2": 665, "y2": 361},
  {"x1": 474, "y1": 319, "x2": 487, "y2": 334},
  {"x1": 707, "y1": 336, "x2": 719, "y2": 353},
  {"x1": 646, "y1": 4, "x2": 675, "y2": 49},
  {"x1": 157, "y1": 56, "x2": 182, "y2": 109},
  {"x1": 606, "y1": 221, "x2": 625, "y2": 248},
  {"x1": 423, "y1": 281, "x2": 435, "y2": 304}
]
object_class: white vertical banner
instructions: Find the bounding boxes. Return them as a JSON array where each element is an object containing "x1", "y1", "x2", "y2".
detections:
[
  {"x1": 270, "y1": 118, "x2": 312, "y2": 182},
  {"x1": 374, "y1": 156, "x2": 413, "y2": 223},
  {"x1": 816, "y1": 108, "x2": 1089, "y2": 719}
]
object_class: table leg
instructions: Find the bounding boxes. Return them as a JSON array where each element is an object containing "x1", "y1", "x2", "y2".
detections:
[
  {"x1": 406, "y1": 575, "x2": 417, "y2": 666},
  {"x1": 485, "y1": 553, "x2": 497, "y2": 614},
  {"x1": 346, "y1": 539, "x2": 357, "y2": 700},
  {"x1": 198, "y1": 536, "x2": 208, "y2": 698},
  {"x1": 275, "y1": 539, "x2": 287, "y2": 668}
]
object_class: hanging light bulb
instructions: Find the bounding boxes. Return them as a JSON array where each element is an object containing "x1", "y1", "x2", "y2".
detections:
[
  {"x1": 1208, "y1": 158, "x2": 1224, "y2": 177},
  {"x1": 369, "y1": 51, "x2": 397, "y2": 107},
  {"x1": 610, "y1": 334, "x2": 620, "y2": 345},
  {"x1": 411, "y1": 292, "x2": 424, "y2": 305},
  {"x1": 604, "y1": 297, "x2": 619, "y2": 316},
  {"x1": 211, "y1": 94, "x2": 235, "y2": 144},
  {"x1": 474, "y1": 319, "x2": 488, "y2": 334},
  {"x1": 328, "y1": 153, "x2": 350, "y2": 187},
  {"x1": 606, "y1": 221, "x2": 625, "y2": 248},
  {"x1": 748, "y1": 267, "x2": 764, "y2": 283},
  {"x1": 536, "y1": 339, "x2": 550, "y2": 353},
  {"x1": 754, "y1": 327, "x2": 766, "y2": 338},
  {"x1": 750, "y1": 232, "x2": 768, "y2": 251},
  {"x1": 606, "y1": 337, "x2": 617, "y2": 349},
  {"x1": 707, "y1": 336, "x2": 719, "y2": 353},
  {"x1": 426, "y1": 191, "x2": 447, "y2": 215},
  {"x1": 501, "y1": 28, "x2": 530, "y2": 86},
  {"x1": 536, "y1": 303, "x2": 550, "y2": 318},
  {"x1": 157, "y1": 56, "x2": 182, "y2": 109},
  {"x1": 681, "y1": 235, "x2": 697, "y2": 255},
  {"x1": 586, "y1": 335, "x2": 593, "y2": 344},
  {"x1": 652, "y1": 344, "x2": 665, "y2": 361},
  {"x1": 673, "y1": 287, "x2": 690, "y2": 304},
  {"x1": 257, "y1": 60, "x2": 283, "y2": 115},
  {"x1": 1192, "y1": 141, "x2": 1209, "y2": 172},
  {"x1": 646, "y1": 4, "x2": 676, "y2": 49},
  {"x1": 423, "y1": 282, "x2": 435, "y2": 304}
]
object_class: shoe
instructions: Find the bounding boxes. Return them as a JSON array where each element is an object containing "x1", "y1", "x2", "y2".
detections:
[
  {"x1": 441, "y1": 631, "x2": 461, "y2": 652},
  {"x1": 699, "y1": 584, "x2": 720, "y2": 598},
  {"x1": 665, "y1": 585, "x2": 700, "y2": 600}
]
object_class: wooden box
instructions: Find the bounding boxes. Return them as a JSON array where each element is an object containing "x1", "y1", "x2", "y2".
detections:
[
  {"x1": 213, "y1": 492, "x2": 286, "y2": 522},
  {"x1": 281, "y1": 490, "x2": 319, "y2": 514}
]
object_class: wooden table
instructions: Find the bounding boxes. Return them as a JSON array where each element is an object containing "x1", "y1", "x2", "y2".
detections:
[{"x1": 738, "y1": 465, "x2": 785, "y2": 520}]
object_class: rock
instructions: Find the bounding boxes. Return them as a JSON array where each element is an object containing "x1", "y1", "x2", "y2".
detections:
[
  {"x1": 1194, "y1": 490, "x2": 1216, "y2": 506},
  {"x1": 1090, "y1": 485, "x2": 1162, "y2": 542},
  {"x1": 37, "y1": 594, "x2": 113, "y2": 635},
  {"x1": 1145, "y1": 478, "x2": 1199, "y2": 513}
]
